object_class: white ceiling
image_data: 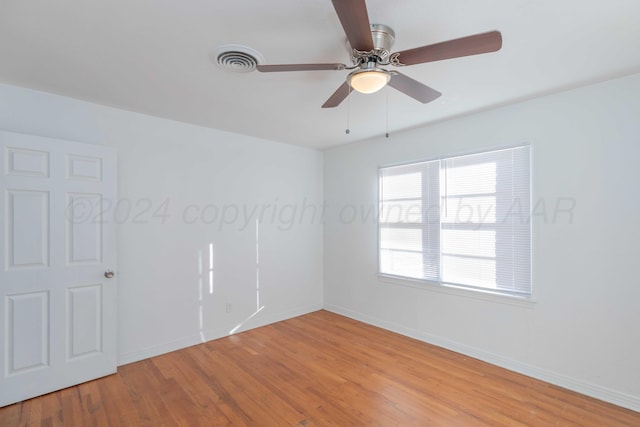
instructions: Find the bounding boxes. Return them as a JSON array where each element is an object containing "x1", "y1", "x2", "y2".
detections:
[{"x1": 1, "y1": 0, "x2": 639, "y2": 149}]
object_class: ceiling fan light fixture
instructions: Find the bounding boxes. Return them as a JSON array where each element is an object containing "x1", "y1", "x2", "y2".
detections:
[{"x1": 348, "y1": 69, "x2": 391, "y2": 94}]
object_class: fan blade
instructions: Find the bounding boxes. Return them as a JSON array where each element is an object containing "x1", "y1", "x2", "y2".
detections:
[
  {"x1": 257, "y1": 63, "x2": 346, "y2": 72},
  {"x1": 331, "y1": 0, "x2": 374, "y2": 51},
  {"x1": 394, "y1": 31, "x2": 502, "y2": 66},
  {"x1": 388, "y1": 72, "x2": 441, "y2": 104},
  {"x1": 322, "y1": 81, "x2": 351, "y2": 108}
]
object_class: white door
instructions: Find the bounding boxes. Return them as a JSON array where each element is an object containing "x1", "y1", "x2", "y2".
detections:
[{"x1": 0, "y1": 130, "x2": 117, "y2": 407}]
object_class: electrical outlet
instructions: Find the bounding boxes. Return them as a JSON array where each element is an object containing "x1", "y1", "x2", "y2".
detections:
[{"x1": 225, "y1": 303, "x2": 232, "y2": 313}]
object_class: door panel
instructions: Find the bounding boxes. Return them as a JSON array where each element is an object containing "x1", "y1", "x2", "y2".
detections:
[
  {"x1": 68, "y1": 284, "x2": 103, "y2": 359},
  {"x1": 67, "y1": 193, "x2": 103, "y2": 264},
  {"x1": 6, "y1": 147, "x2": 49, "y2": 177},
  {"x1": 67, "y1": 155, "x2": 102, "y2": 181},
  {"x1": 6, "y1": 292, "x2": 49, "y2": 374},
  {"x1": 0, "y1": 130, "x2": 117, "y2": 407},
  {"x1": 6, "y1": 190, "x2": 50, "y2": 268}
]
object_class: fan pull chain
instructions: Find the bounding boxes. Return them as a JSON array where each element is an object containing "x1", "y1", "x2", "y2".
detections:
[
  {"x1": 345, "y1": 84, "x2": 351, "y2": 135},
  {"x1": 385, "y1": 84, "x2": 390, "y2": 138}
]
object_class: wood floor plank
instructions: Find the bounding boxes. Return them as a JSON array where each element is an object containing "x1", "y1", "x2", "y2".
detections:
[{"x1": 1, "y1": 310, "x2": 639, "y2": 426}]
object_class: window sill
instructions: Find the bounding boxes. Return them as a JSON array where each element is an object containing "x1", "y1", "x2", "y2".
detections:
[{"x1": 377, "y1": 274, "x2": 537, "y2": 308}]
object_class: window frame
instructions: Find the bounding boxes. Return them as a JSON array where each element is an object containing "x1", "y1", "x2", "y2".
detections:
[{"x1": 376, "y1": 143, "x2": 534, "y2": 302}]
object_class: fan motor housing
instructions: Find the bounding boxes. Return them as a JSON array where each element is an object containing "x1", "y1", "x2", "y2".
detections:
[
  {"x1": 347, "y1": 24, "x2": 395, "y2": 64},
  {"x1": 370, "y1": 24, "x2": 395, "y2": 53}
]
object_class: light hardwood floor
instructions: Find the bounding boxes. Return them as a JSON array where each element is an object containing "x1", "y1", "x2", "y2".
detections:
[{"x1": 1, "y1": 310, "x2": 638, "y2": 426}]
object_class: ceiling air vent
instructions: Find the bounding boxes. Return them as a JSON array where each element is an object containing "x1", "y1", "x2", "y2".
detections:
[{"x1": 212, "y1": 44, "x2": 264, "y2": 73}]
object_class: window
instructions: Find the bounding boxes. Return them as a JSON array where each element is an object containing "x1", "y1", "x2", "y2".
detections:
[{"x1": 379, "y1": 145, "x2": 531, "y2": 296}]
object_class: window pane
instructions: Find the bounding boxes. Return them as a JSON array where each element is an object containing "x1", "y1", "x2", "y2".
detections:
[
  {"x1": 440, "y1": 146, "x2": 530, "y2": 294},
  {"x1": 380, "y1": 200, "x2": 423, "y2": 224},
  {"x1": 441, "y1": 229, "x2": 496, "y2": 258},
  {"x1": 442, "y1": 161, "x2": 496, "y2": 196},
  {"x1": 442, "y1": 255, "x2": 496, "y2": 289},
  {"x1": 380, "y1": 227, "x2": 422, "y2": 252},
  {"x1": 378, "y1": 159, "x2": 440, "y2": 281},
  {"x1": 381, "y1": 172, "x2": 421, "y2": 200},
  {"x1": 441, "y1": 195, "x2": 497, "y2": 224},
  {"x1": 380, "y1": 249, "x2": 423, "y2": 279}
]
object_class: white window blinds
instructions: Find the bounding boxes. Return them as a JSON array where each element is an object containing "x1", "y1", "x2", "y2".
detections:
[{"x1": 379, "y1": 145, "x2": 531, "y2": 296}]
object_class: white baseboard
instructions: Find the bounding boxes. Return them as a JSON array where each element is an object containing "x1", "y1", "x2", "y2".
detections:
[
  {"x1": 324, "y1": 304, "x2": 640, "y2": 413},
  {"x1": 117, "y1": 303, "x2": 323, "y2": 366}
]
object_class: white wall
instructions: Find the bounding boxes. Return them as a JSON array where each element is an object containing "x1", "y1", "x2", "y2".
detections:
[
  {"x1": 323, "y1": 73, "x2": 640, "y2": 411},
  {"x1": 0, "y1": 84, "x2": 323, "y2": 364}
]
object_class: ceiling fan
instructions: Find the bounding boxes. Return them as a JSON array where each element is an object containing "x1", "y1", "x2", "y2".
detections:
[{"x1": 256, "y1": 0, "x2": 502, "y2": 108}]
